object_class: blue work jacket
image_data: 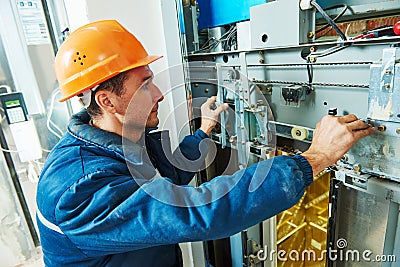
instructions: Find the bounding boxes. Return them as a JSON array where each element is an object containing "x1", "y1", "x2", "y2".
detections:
[{"x1": 36, "y1": 110, "x2": 313, "y2": 267}]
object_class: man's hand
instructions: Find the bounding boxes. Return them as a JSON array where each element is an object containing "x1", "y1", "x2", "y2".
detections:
[
  {"x1": 199, "y1": 96, "x2": 229, "y2": 136},
  {"x1": 302, "y1": 114, "x2": 375, "y2": 176}
]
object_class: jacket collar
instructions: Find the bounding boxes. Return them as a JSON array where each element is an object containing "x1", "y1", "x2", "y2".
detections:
[{"x1": 67, "y1": 110, "x2": 146, "y2": 166}]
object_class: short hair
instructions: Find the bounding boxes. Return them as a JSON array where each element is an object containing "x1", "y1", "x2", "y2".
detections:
[{"x1": 86, "y1": 71, "x2": 129, "y2": 118}]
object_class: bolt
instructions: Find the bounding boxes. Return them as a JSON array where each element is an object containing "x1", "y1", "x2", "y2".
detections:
[
  {"x1": 259, "y1": 135, "x2": 265, "y2": 139},
  {"x1": 310, "y1": 46, "x2": 316, "y2": 53},
  {"x1": 309, "y1": 56, "x2": 317, "y2": 63},
  {"x1": 194, "y1": 83, "x2": 199, "y2": 87},
  {"x1": 377, "y1": 125, "x2": 387, "y2": 132},
  {"x1": 308, "y1": 31, "x2": 315, "y2": 39},
  {"x1": 205, "y1": 88, "x2": 209, "y2": 93},
  {"x1": 396, "y1": 128, "x2": 400, "y2": 135},
  {"x1": 240, "y1": 126, "x2": 245, "y2": 129},
  {"x1": 353, "y1": 164, "x2": 361, "y2": 172},
  {"x1": 258, "y1": 51, "x2": 264, "y2": 56},
  {"x1": 259, "y1": 59, "x2": 265, "y2": 64},
  {"x1": 385, "y1": 69, "x2": 392, "y2": 75},
  {"x1": 384, "y1": 84, "x2": 391, "y2": 89},
  {"x1": 260, "y1": 112, "x2": 265, "y2": 117}
]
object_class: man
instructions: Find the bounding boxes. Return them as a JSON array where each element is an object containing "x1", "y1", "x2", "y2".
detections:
[{"x1": 36, "y1": 20, "x2": 374, "y2": 266}]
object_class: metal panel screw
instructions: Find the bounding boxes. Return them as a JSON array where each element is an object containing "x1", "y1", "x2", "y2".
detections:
[
  {"x1": 353, "y1": 164, "x2": 361, "y2": 172},
  {"x1": 377, "y1": 125, "x2": 387, "y2": 132}
]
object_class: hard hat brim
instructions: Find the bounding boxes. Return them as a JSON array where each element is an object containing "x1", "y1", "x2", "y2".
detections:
[{"x1": 58, "y1": 54, "x2": 163, "y2": 102}]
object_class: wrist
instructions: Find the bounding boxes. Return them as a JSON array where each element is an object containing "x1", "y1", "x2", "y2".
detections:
[
  {"x1": 199, "y1": 125, "x2": 212, "y2": 136},
  {"x1": 199, "y1": 121, "x2": 214, "y2": 136},
  {"x1": 301, "y1": 151, "x2": 330, "y2": 177}
]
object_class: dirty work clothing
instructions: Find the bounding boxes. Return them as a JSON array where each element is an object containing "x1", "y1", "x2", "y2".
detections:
[{"x1": 37, "y1": 110, "x2": 313, "y2": 267}]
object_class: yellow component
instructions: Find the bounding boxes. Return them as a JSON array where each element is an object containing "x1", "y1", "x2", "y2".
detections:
[
  {"x1": 291, "y1": 127, "x2": 309, "y2": 141},
  {"x1": 277, "y1": 171, "x2": 331, "y2": 267}
]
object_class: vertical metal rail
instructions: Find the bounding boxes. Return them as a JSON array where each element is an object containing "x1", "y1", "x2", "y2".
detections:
[
  {"x1": 40, "y1": 0, "x2": 58, "y2": 55},
  {"x1": 236, "y1": 52, "x2": 250, "y2": 167},
  {"x1": 216, "y1": 63, "x2": 227, "y2": 148}
]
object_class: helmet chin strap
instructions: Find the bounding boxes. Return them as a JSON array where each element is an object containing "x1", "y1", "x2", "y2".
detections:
[{"x1": 78, "y1": 85, "x2": 99, "y2": 108}]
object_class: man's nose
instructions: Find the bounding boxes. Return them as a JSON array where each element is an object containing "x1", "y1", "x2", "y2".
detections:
[{"x1": 153, "y1": 85, "x2": 164, "y2": 102}]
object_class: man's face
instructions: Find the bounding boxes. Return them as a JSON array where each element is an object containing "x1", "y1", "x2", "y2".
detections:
[{"x1": 116, "y1": 66, "x2": 164, "y2": 130}]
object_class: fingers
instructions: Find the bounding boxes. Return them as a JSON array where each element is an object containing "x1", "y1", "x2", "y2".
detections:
[
  {"x1": 202, "y1": 96, "x2": 217, "y2": 110},
  {"x1": 347, "y1": 119, "x2": 371, "y2": 131},
  {"x1": 203, "y1": 96, "x2": 228, "y2": 113},
  {"x1": 352, "y1": 126, "x2": 375, "y2": 139},
  {"x1": 339, "y1": 114, "x2": 359, "y2": 123},
  {"x1": 206, "y1": 96, "x2": 217, "y2": 105},
  {"x1": 324, "y1": 114, "x2": 371, "y2": 131},
  {"x1": 214, "y1": 103, "x2": 228, "y2": 115}
]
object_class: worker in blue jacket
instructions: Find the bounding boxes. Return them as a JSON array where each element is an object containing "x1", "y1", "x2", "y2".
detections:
[{"x1": 36, "y1": 20, "x2": 374, "y2": 267}]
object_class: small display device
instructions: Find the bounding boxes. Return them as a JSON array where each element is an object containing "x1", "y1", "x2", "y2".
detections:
[{"x1": 0, "y1": 92, "x2": 28, "y2": 124}]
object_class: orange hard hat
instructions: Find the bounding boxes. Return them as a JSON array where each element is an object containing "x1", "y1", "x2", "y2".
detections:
[{"x1": 55, "y1": 20, "x2": 162, "y2": 102}]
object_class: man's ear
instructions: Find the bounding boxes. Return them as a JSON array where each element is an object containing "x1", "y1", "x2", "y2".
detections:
[{"x1": 94, "y1": 90, "x2": 116, "y2": 114}]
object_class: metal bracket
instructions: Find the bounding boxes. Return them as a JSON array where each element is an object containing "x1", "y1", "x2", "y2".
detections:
[
  {"x1": 246, "y1": 239, "x2": 263, "y2": 267},
  {"x1": 380, "y1": 48, "x2": 396, "y2": 93}
]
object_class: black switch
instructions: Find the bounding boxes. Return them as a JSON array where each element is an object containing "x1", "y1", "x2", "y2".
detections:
[{"x1": 328, "y1": 108, "x2": 338, "y2": 116}]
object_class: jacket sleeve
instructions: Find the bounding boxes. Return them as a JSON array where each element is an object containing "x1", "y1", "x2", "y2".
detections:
[
  {"x1": 55, "y1": 155, "x2": 313, "y2": 257},
  {"x1": 171, "y1": 129, "x2": 210, "y2": 184},
  {"x1": 147, "y1": 129, "x2": 210, "y2": 185}
]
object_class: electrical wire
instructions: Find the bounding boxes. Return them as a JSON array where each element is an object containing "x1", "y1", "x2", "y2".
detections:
[
  {"x1": 41, "y1": 147, "x2": 51, "y2": 153},
  {"x1": 193, "y1": 25, "x2": 237, "y2": 53},
  {"x1": 47, "y1": 90, "x2": 63, "y2": 139},
  {"x1": 28, "y1": 160, "x2": 40, "y2": 183},
  {"x1": 0, "y1": 146, "x2": 20, "y2": 153},
  {"x1": 316, "y1": 4, "x2": 348, "y2": 34},
  {"x1": 311, "y1": 0, "x2": 347, "y2": 41},
  {"x1": 308, "y1": 44, "x2": 348, "y2": 59},
  {"x1": 306, "y1": 58, "x2": 313, "y2": 88},
  {"x1": 223, "y1": 27, "x2": 237, "y2": 51}
]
